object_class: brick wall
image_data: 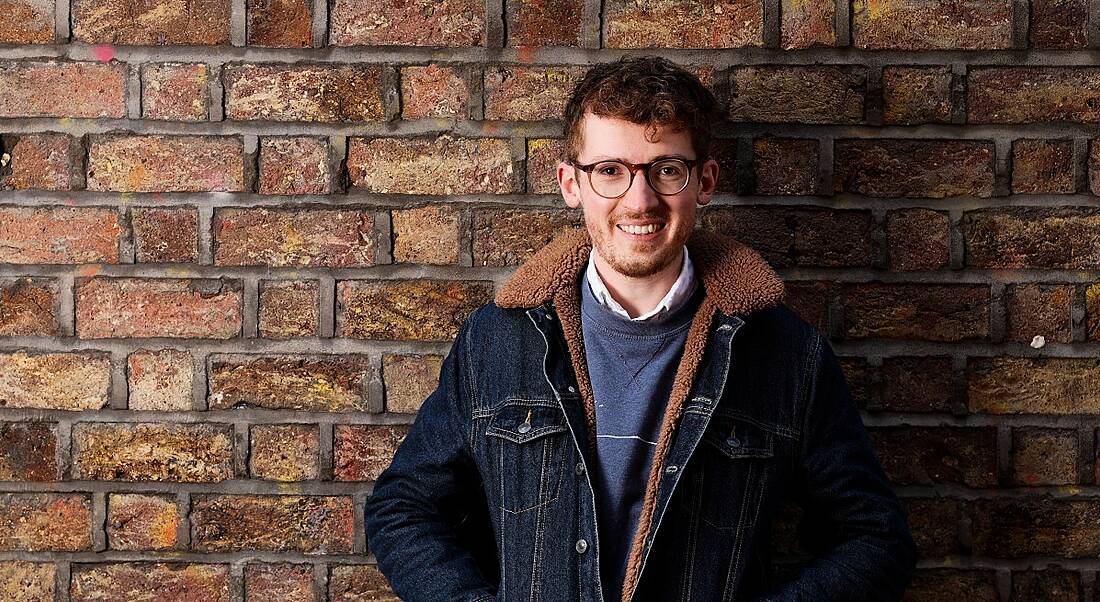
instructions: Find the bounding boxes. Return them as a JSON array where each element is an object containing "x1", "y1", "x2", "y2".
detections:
[{"x1": 0, "y1": 0, "x2": 1094, "y2": 600}]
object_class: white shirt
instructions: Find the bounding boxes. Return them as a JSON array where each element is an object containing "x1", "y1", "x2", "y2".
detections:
[{"x1": 584, "y1": 246, "x2": 697, "y2": 321}]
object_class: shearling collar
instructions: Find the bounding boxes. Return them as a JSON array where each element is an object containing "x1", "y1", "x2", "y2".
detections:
[{"x1": 495, "y1": 227, "x2": 785, "y2": 316}]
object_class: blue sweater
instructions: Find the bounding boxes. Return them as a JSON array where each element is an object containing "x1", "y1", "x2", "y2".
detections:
[{"x1": 580, "y1": 277, "x2": 704, "y2": 602}]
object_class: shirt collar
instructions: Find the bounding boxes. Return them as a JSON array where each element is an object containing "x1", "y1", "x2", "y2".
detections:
[{"x1": 584, "y1": 246, "x2": 696, "y2": 321}]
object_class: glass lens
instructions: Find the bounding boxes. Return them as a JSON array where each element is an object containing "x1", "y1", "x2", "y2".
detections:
[
  {"x1": 648, "y1": 159, "x2": 690, "y2": 194},
  {"x1": 589, "y1": 161, "x2": 632, "y2": 197}
]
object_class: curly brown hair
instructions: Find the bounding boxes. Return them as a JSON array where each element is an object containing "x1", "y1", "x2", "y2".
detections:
[{"x1": 562, "y1": 56, "x2": 719, "y2": 163}]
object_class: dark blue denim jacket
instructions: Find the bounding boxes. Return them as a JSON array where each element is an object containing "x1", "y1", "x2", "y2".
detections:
[{"x1": 364, "y1": 229, "x2": 917, "y2": 602}]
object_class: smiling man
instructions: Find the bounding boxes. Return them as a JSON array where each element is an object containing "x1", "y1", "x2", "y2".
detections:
[{"x1": 364, "y1": 56, "x2": 916, "y2": 602}]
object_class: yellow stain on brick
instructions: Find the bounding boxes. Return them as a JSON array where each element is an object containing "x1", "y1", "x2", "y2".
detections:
[
  {"x1": 276, "y1": 481, "x2": 304, "y2": 494},
  {"x1": 1086, "y1": 284, "x2": 1100, "y2": 305},
  {"x1": 1059, "y1": 485, "x2": 1082, "y2": 495}
]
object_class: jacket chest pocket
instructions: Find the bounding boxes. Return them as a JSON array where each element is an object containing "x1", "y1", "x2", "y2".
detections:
[
  {"x1": 485, "y1": 400, "x2": 569, "y2": 514},
  {"x1": 686, "y1": 415, "x2": 775, "y2": 531}
]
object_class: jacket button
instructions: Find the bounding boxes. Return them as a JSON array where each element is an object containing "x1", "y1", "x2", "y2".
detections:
[
  {"x1": 575, "y1": 462, "x2": 585, "y2": 475},
  {"x1": 726, "y1": 436, "x2": 741, "y2": 448},
  {"x1": 567, "y1": 385, "x2": 576, "y2": 393},
  {"x1": 517, "y1": 423, "x2": 532, "y2": 434},
  {"x1": 575, "y1": 539, "x2": 588, "y2": 554},
  {"x1": 665, "y1": 465, "x2": 679, "y2": 474}
]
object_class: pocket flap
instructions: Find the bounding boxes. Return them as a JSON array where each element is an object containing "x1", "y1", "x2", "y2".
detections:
[
  {"x1": 702, "y1": 417, "x2": 774, "y2": 460},
  {"x1": 486, "y1": 401, "x2": 568, "y2": 444}
]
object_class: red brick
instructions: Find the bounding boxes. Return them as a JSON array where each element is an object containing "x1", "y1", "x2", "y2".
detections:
[
  {"x1": 73, "y1": 422, "x2": 234, "y2": 482},
  {"x1": 333, "y1": 425, "x2": 408, "y2": 481},
  {"x1": 329, "y1": 0, "x2": 484, "y2": 46},
  {"x1": 1004, "y1": 283, "x2": 1073, "y2": 344},
  {"x1": 0, "y1": 60, "x2": 126, "y2": 118},
  {"x1": 338, "y1": 280, "x2": 493, "y2": 341},
  {"x1": 0, "y1": 351, "x2": 110, "y2": 411},
  {"x1": 348, "y1": 136, "x2": 515, "y2": 194},
  {"x1": 702, "y1": 206, "x2": 872, "y2": 268},
  {"x1": 382, "y1": 354, "x2": 443, "y2": 414},
  {"x1": 0, "y1": 133, "x2": 82, "y2": 190},
  {"x1": 780, "y1": 0, "x2": 834, "y2": 49},
  {"x1": 730, "y1": 66, "x2": 865, "y2": 124},
  {"x1": 605, "y1": 0, "x2": 763, "y2": 48},
  {"x1": 214, "y1": 207, "x2": 373, "y2": 267},
  {"x1": 838, "y1": 357, "x2": 870, "y2": 408},
  {"x1": 783, "y1": 281, "x2": 830, "y2": 332},
  {"x1": 245, "y1": 563, "x2": 316, "y2": 602},
  {"x1": 127, "y1": 349, "x2": 193, "y2": 411},
  {"x1": 133, "y1": 207, "x2": 199, "y2": 263},
  {"x1": 72, "y1": 0, "x2": 230, "y2": 44},
  {"x1": 392, "y1": 205, "x2": 461, "y2": 265},
  {"x1": 1011, "y1": 428, "x2": 1078, "y2": 486},
  {"x1": 472, "y1": 209, "x2": 582, "y2": 266},
  {"x1": 484, "y1": 66, "x2": 583, "y2": 121},
  {"x1": 76, "y1": 278, "x2": 242, "y2": 339},
  {"x1": 0, "y1": 278, "x2": 57, "y2": 336},
  {"x1": 886, "y1": 208, "x2": 950, "y2": 271},
  {"x1": 224, "y1": 63, "x2": 384, "y2": 122},
  {"x1": 835, "y1": 139, "x2": 995, "y2": 198},
  {"x1": 904, "y1": 569, "x2": 998, "y2": 602},
  {"x1": 710, "y1": 138, "x2": 738, "y2": 194},
  {"x1": 0, "y1": 423, "x2": 58, "y2": 481},
  {"x1": 87, "y1": 135, "x2": 245, "y2": 192},
  {"x1": 0, "y1": 0, "x2": 53, "y2": 43},
  {"x1": 969, "y1": 68, "x2": 1100, "y2": 123},
  {"x1": 963, "y1": 207, "x2": 1100, "y2": 269},
  {"x1": 967, "y1": 357, "x2": 1100, "y2": 414},
  {"x1": 258, "y1": 137, "x2": 333, "y2": 195},
  {"x1": 249, "y1": 424, "x2": 319, "y2": 481},
  {"x1": 751, "y1": 137, "x2": 818, "y2": 195},
  {"x1": 191, "y1": 495, "x2": 353, "y2": 553},
  {"x1": 0, "y1": 561, "x2": 54, "y2": 601},
  {"x1": 526, "y1": 138, "x2": 566, "y2": 193},
  {"x1": 400, "y1": 65, "x2": 469, "y2": 119},
  {"x1": 882, "y1": 66, "x2": 953, "y2": 125},
  {"x1": 1030, "y1": 0, "x2": 1087, "y2": 49},
  {"x1": 248, "y1": 0, "x2": 312, "y2": 47},
  {"x1": 851, "y1": 0, "x2": 1011, "y2": 49},
  {"x1": 506, "y1": 0, "x2": 582, "y2": 46},
  {"x1": 70, "y1": 563, "x2": 229, "y2": 602},
  {"x1": 208, "y1": 354, "x2": 373, "y2": 412},
  {"x1": 107, "y1": 494, "x2": 180, "y2": 550},
  {"x1": 878, "y1": 356, "x2": 953, "y2": 413},
  {"x1": 141, "y1": 63, "x2": 209, "y2": 122},
  {"x1": 842, "y1": 283, "x2": 989, "y2": 341},
  {"x1": 0, "y1": 493, "x2": 92, "y2": 551},
  {"x1": 1088, "y1": 284, "x2": 1100, "y2": 340},
  {"x1": 1012, "y1": 139, "x2": 1074, "y2": 194},
  {"x1": 0, "y1": 206, "x2": 121, "y2": 264},
  {"x1": 871, "y1": 426, "x2": 998, "y2": 487},
  {"x1": 258, "y1": 281, "x2": 320, "y2": 339},
  {"x1": 904, "y1": 497, "x2": 964, "y2": 558},
  {"x1": 329, "y1": 565, "x2": 398, "y2": 602},
  {"x1": 972, "y1": 498, "x2": 1100, "y2": 557}
]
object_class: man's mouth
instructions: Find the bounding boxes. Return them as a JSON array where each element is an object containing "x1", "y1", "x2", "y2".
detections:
[{"x1": 616, "y1": 223, "x2": 666, "y2": 235}]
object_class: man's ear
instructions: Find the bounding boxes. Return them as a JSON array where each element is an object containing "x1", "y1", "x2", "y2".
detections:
[
  {"x1": 696, "y1": 158, "x2": 719, "y2": 207},
  {"x1": 558, "y1": 161, "x2": 583, "y2": 209}
]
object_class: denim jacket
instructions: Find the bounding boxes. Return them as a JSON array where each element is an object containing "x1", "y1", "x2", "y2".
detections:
[{"x1": 364, "y1": 228, "x2": 917, "y2": 602}]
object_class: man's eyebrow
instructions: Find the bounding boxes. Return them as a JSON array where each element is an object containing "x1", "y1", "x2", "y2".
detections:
[{"x1": 586, "y1": 153, "x2": 692, "y2": 162}]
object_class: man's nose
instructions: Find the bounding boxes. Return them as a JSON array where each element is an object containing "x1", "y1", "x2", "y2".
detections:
[{"x1": 620, "y1": 167, "x2": 660, "y2": 212}]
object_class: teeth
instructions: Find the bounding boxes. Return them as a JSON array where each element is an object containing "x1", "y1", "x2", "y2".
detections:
[{"x1": 619, "y1": 223, "x2": 661, "y2": 235}]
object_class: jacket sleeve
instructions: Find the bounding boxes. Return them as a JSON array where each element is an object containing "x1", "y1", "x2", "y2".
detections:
[
  {"x1": 362, "y1": 313, "x2": 498, "y2": 602},
  {"x1": 761, "y1": 332, "x2": 918, "y2": 602}
]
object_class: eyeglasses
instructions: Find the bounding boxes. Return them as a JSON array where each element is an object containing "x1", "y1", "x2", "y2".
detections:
[{"x1": 569, "y1": 157, "x2": 698, "y2": 199}]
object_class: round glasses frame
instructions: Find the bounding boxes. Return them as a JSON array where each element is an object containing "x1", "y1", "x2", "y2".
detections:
[{"x1": 569, "y1": 157, "x2": 699, "y2": 199}]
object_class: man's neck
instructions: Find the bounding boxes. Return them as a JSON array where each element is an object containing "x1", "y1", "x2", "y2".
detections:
[{"x1": 592, "y1": 248, "x2": 685, "y2": 319}]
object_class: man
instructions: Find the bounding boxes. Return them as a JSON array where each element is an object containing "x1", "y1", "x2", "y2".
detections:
[{"x1": 364, "y1": 56, "x2": 916, "y2": 602}]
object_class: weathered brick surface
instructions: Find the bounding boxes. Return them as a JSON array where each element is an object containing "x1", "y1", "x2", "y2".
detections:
[
  {"x1": 333, "y1": 425, "x2": 409, "y2": 481},
  {"x1": 392, "y1": 204, "x2": 461, "y2": 265},
  {"x1": 141, "y1": 63, "x2": 210, "y2": 121},
  {"x1": 751, "y1": 138, "x2": 818, "y2": 195},
  {"x1": 473, "y1": 208, "x2": 581, "y2": 266},
  {"x1": 329, "y1": 0, "x2": 485, "y2": 46},
  {"x1": 1030, "y1": 0, "x2": 1087, "y2": 49},
  {"x1": 0, "y1": 352, "x2": 110, "y2": 411},
  {"x1": 963, "y1": 208, "x2": 1100, "y2": 269},
  {"x1": 0, "y1": 206, "x2": 121, "y2": 264},
  {"x1": 400, "y1": 65, "x2": 469, "y2": 119},
  {"x1": 0, "y1": 0, "x2": 53, "y2": 43},
  {"x1": 0, "y1": 60, "x2": 126, "y2": 118},
  {"x1": 851, "y1": 0, "x2": 1012, "y2": 50},
  {"x1": 838, "y1": 357, "x2": 870, "y2": 407},
  {"x1": 1012, "y1": 569, "x2": 1081, "y2": 602},
  {"x1": 215, "y1": 207, "x2": 374, "y2": 267},
  {"x1": 972, "y1": 498, "x2": 1100, "y2": 557},
  {"x1": 730, "y1": 66, "x2": 865, "y2": 124},
  {"x1": 1004, "y1": 283, "x2": 1073, "y2": 344},
  {"x1": 903, "y1": 498, "x2": 963, "y2": 558},
  {"x1": 248, "y1": 0, "x2": 312, "y2": 47},
  {"x1": 886, "y1": 208, "x2": 950, "y2": 272},
  {"x1": 968, "y1": 357, "x2": 1100, "y2": 414},
  {"x1": 132, "y1": 207, "x2": 199, "y2": 263},
  {"x1": 1011, "y1": 139, "x2": 1075, "y2": 194},
  {"x1": 484, "y1": 66, "x2": 583, "y2": 121},
  {"x1": 605, "y1": 0, "x2": 763, "y2": 48},
  {"x1": 904, "y1": 569, "x2": 999, "y2": 602},
  {"x1": 245, "y1": 563, "x2": 316, "y2": 602},
  {"x1": 871, "y1": 426, "x2": 998, "y2": 487},
  {"x1": 1, "y1": 133, "x2": 82, "y2": 190},
  {"x1": 0, "y1": 423, "x2": 58, "y2": 481},
  {"x1": 0, "y1": 561, "x2": 54, "y2": 601},
  {"x1": 258, "y1": 137, "x2": 333, "y2": 195},
  {"x1": 703, "y1": 207, "x2": 873, "y2": 268},
  {"x1": 73, "y1": 0, "x2": 230, "y2": 44},
  {"x1": 1011, "y1": 428, "x2": 1078, "y2": 486},
  {"x1": 258, "y1": 281, "x2": 320, "y2": 339},
  {"x1": 526, "y1": 139, "x2": 566, "y2": 193},
  {"x1": 87, "y1": 135, "x2": 245, "y2": 192},
  {"x1": 337, "y1": 280, "x2": 494, "y2": 340},
  {"x1": 507, "y1": 0, "x2": 582, "y2": 46},
  {"x1": 780, "y1": 0, "x2": 834, "y2": 49},
  {"x1": 835, "y1": 139, "x2": 995, "y2": 198},
  {"x1": 382, "y1": 354, "x2": 443, "y2": 414},
  {"x1": 70, "y1": 563, "x2": 229, "y2": 602},
  {"x1": 72, "y1": 422, "x2": 233, "y2": 482},
  {"x1": 878, "y1": 356, "x2": 954, "y2": 413},
  {"x1": 0, "y1": 278, "x2": 58, "y2": 336},
  {"x1": 127, "y1": 349, "x2": 193, "y2": 411},
  {"x1": 106, "y1": 494, "x2": 179, "y2": 550},
  {"x1": 782, "y1": 281, "x2": 830, "y2": 332},
  {"x1": 75, "y1": 278, "x2": 243, "y2": 339},
  {"x1": 347, "y1": 136, "x2": 514, "y2": 194},
  {"x1": 969, "y1": 68, "x2": 1100, "y2": 123},
  {"x1": 249, "y1": 424, "x2": 319, "y2": 481},
  {"x1": 191, "y1": 495, "x2": 353, "y2": 553},
  {"x1": 208, "y1": 355, "x2": 373, "y2": 412},
  {"x1": 224, "y1": 64, "x2": 384, "y2": 122},
  {"x1": 1088, "y1": 284, "x2": 1100, "y2": 341},
  {"x1": 881, "y1": 66, "x2": 952, "y2": 125},
  {"x1": 329, "y1": 565, "x2": 398, "y2": 602},
  {"x1": 842, "y1": 283, "x2": 990, "y2": 341},
  {"x1": 0, "y1": 494, "x2": 92, "y2": 551}
]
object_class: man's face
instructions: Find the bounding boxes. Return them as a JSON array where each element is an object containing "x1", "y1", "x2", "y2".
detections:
[{"x1": 557, "y1": 114, "x2": 719, "y2": 280}]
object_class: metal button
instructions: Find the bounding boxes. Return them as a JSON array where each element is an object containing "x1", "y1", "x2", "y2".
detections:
[
  {"x1": 575, "y1": 462, "x2": 586, "y2": 475},
  {"x1": 575, "y1": 539, "x2": 588, "y2": 554},
  {"x1": 726, "y1": 436, "x2": 741, "y2": 448},
  {"x1": 546, "y1": 313, "x2": 554, "y2": 320},
  {"x1": 567, "y1": 385, "x2": 576, "y2": 394},
  {"x1": 517, "y1": 423, "x2": 532, "y2": 434},
  {"x1": 665, "y1": 465, "x2": 679, "y2": 474}
]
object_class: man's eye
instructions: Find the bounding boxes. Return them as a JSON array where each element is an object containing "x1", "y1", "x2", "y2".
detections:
[{"x1": 598, "y1": 166, "x2": 622, "y2": 176}]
